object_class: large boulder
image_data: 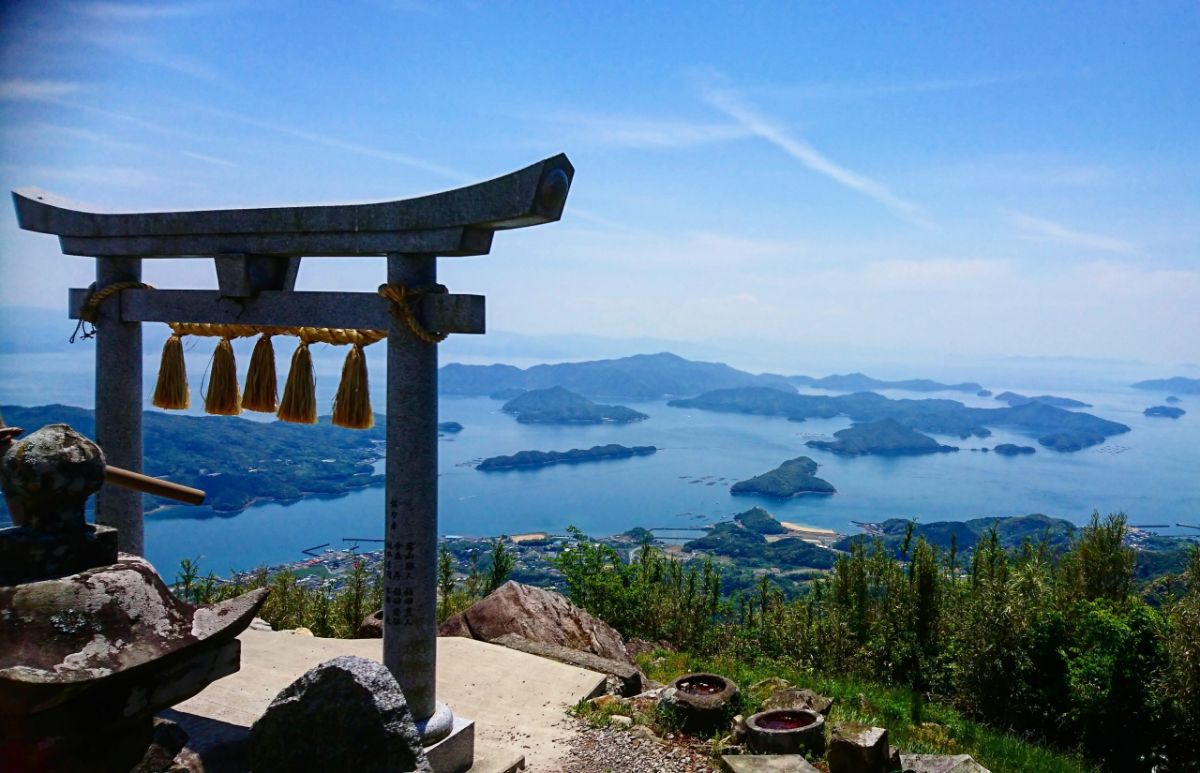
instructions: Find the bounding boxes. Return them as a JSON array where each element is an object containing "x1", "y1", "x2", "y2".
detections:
[
  {"x1": 438, "y1": 581, "x2": 630, "y2": 663},
  {"x1": 249, "y1": 655, "x2": 430, "y2": 773}
]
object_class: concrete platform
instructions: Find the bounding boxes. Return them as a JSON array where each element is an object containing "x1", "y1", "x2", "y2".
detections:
[{"x1": 168, "y1": 630, "x2": 607, "y2": 772}]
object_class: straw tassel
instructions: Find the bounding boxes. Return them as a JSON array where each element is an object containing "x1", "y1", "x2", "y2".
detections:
[
  {"x1": 241, "y1": 334, "x2": 278, "y2": 413},
  {"x1": 152, "y1": 331, "x2": 190, "y2": 410},
  {"x1": 204, "y1": 337, "x2": 242, "y2": 415},
  {"x1": 277, "y1": 340, "x2": 317, "y2": 424},
  {"x1": 331, "y1": 344, "x2": 374, "y2": 429}
]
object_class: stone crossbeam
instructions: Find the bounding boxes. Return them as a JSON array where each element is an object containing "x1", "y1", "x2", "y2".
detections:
[{"x1": 68, "y1": 288, "x2": 485, "y2": 335}]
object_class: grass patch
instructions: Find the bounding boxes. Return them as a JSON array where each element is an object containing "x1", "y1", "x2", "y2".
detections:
[{"x1": 638, "y1": 651, "x2": 1097, "y2": 773}]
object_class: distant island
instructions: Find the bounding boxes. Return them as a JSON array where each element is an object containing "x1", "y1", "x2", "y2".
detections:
[
  {"x1": 730, "y1": 456, "x2": 836, "y2": 498},
  {"x1": 0, "y1": 404, "x2": 384, "y2": 518},
  {"x1": 1144, "y1": 406, "x2": 1186, "y2": 419},
  {"x1": 669, "y1": 386, "x2": 1129, "y2": 452},
  {"x1": 806, "y1": 418, "x2": 958, "y2": 457},
  {"x1": 476, "y1": 444, "x2": 656, "y2": 471},
  {"x1": 994, "y1": 391, "x2": 1091, "y2": 409},
  {"x1": 438, "y1": 421, "x2": 463, "y2": 433},
  {"x1": 1132, "y1": 376, "x2": 1200, "y2": 395},
  {"x1": 976, "y1": 389, "x2": 993, "y2": 397},
  {"x1": 791, "y1": 372, "x2": 984, "y2": 394},
  {"x1": 993, "y1": 443, "x2": 1036, "y2": 456},
  {"x1": 501, "y1": 386, "x2": 647, "y2": 424},
  {"x1": 1166, "y1": 396, "x2": 1181, "y2": 404}
]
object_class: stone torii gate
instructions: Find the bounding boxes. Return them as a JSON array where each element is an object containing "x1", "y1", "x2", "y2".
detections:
[{"x1": 11, "y1": 154, "x2": 573, "y2": 757}]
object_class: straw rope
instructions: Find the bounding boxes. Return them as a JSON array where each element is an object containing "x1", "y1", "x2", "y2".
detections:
[
  {"x1": 70, "y1": 281, "x2": 154, "y2": 342},
  {"x1": 378, "y1": 283, "x2": 449, "y2": 344}
]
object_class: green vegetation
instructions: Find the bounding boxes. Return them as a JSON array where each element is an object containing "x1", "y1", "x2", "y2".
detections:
[
  {"x1": 555, "y1": 513, "x2": 1200, "y2": 771},
  {"x1": 734, "y1": 506, "x2": 788, "y2": 535},
  {"x1": 633, "y1": 654, "x2": 1096, "y2": 773},
  {"x1": 730, "y1": 456, "x2": 836, "y2": 497},
  {"x1": 0, "y1": 404, "x2": 383, "y2": 518},
  {"x1": 683, "y1": 522, "x2": 837, "y2": 570},
  {"x1": 833, "y1": 514, "x2": 1076, "y2": 558},
  {"x1": 806, "y1": 418, "x2": 958, "y2": 457},
  {"x1": 501, "y1": 386, "x2": 648, "y2": 424},
  {"x1": 476, "y1": 443, "x2": 656, "y2": 471}
]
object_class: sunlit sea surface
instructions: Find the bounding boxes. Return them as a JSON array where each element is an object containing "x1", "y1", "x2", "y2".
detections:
[{"x1": 2, "y1": 350, "x2": 1197, "y2": 576}]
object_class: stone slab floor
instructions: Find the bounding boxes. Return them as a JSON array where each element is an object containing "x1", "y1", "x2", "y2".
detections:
[{"x1": 168, "y1": 630, "x2": 607, "y2": 772}]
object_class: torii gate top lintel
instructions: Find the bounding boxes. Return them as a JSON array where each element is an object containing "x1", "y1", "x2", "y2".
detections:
[{"x1": 12, "y1": 153, "x2": 573, "y2": 258}]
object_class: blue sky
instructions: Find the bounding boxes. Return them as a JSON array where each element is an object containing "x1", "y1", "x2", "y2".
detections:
[{"x1": 0, "y1": 1, "x2": 1197, "y2": 370}]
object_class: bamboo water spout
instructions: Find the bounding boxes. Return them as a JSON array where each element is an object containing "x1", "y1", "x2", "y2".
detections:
[{"x1": 0, "y1": 412, "x2": 205, "y2": 506}]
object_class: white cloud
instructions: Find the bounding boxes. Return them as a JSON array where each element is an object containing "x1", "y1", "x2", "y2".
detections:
[
  {"x1": 0, "y1": 79, "x2": 80, "y2": 101},
  {"x1": 194, "y1": 106, "x2": 471, "y2": 182},
  {"x1": 181, "y1": 150, "x2": 237, "y2": 167},
  {"x1": 703, "y1": 86, "x2": 931, "y2": 226},
  {"x1": 73, "y1": 2, "x2": 219, "y2": 21},
  {"x1": 1007, "y1": 211, "x2": 1136, "y2": 254},
  {"x1": 542, "y1": 113, "x2": 750, "y2": 149}
]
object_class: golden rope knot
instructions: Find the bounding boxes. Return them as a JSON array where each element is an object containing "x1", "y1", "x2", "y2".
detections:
[{"x1": 377, "y1": 283, "x2": 449, "y2": 345}]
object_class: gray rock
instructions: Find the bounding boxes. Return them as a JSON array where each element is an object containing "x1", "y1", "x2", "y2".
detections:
[
  {"x1": 0, "y1": 423, "x2": 105, "y2": 531},
  {"x1": 900, "y1": 753, "x2": 991, "y2": 773},
  {"x1": 491, "y1": 633, "x2": 642, "y2": 696},
  {"x1": 761, "y1": 688, "x2": 834, "y2": 717},
  {"x1": 358, "y1": 608, "x2": 384, "y2": 638},
  {"x1": 437, "y1": 581, "x2": 630, "y2": 663},
  {"x1": 249, "y1": 655, "x2": 431, "y2": 773},
  {"x1": 828, "y1": 722, "x2": 889, "y2": 773}
]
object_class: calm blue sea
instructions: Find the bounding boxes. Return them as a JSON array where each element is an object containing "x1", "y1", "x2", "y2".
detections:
[{"x1": 2, "y1": 350, "x2": 1197, "y2": 577}]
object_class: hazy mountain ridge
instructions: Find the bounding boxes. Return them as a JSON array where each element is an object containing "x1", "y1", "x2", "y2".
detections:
[
  {"x1": 792, "y1": 372, "x2": 983, "y2": 393},
  {"x1": 1132, "y1": 376, "x2": 1200, "y2": 395}
]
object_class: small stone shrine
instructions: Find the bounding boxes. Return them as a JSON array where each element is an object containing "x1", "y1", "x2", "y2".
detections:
[{"x1": 0, "y1": 420, "x2": 268, "y2": 771}]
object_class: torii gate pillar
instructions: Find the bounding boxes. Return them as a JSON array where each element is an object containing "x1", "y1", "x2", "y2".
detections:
[
  {"x1": 385, "y1": 253, "x2": 441, "y2": 726},
  {"x1": 12, "y1": 154, "x2": 575, "y2": 763}
]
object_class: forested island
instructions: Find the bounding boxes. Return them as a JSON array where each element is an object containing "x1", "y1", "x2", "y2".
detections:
[
  {"x1": 668, "y1": 386, "x2": 1129, "y2": 451},
  {"x1": 806, "y1": 418, "x2": 958, "y2": 456},
  {"x1": 501, "y1": 386, "x2": 647, "y2": 424},
  {"x1": 1132, "y1": 376, "x2": 1200, "y2": 394},
  {"x1": 730, "y1": 456, "x2": 836, "y2": 497},
  {"x1": 476, "y1": 443, "x2": 656, "y2": 471},
  {"x1": 993, "y1": 443, "x2": 1037, "y2": 456},
  {"x1": 0, "y1": 404, "x2": 384, "y2": 517},
  {"x1": 1145, "y1": 405, "x2": 1186, "y2": 419},
  {"x1": 684, "y1": 509, "x2": 837, "y2": 570},
  {"x1": 791, "y1": 372, "x2": 984, "y2": 393},
  {"x1": 993, "y1": 391, "x2": 1091, "y2": 408}
]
